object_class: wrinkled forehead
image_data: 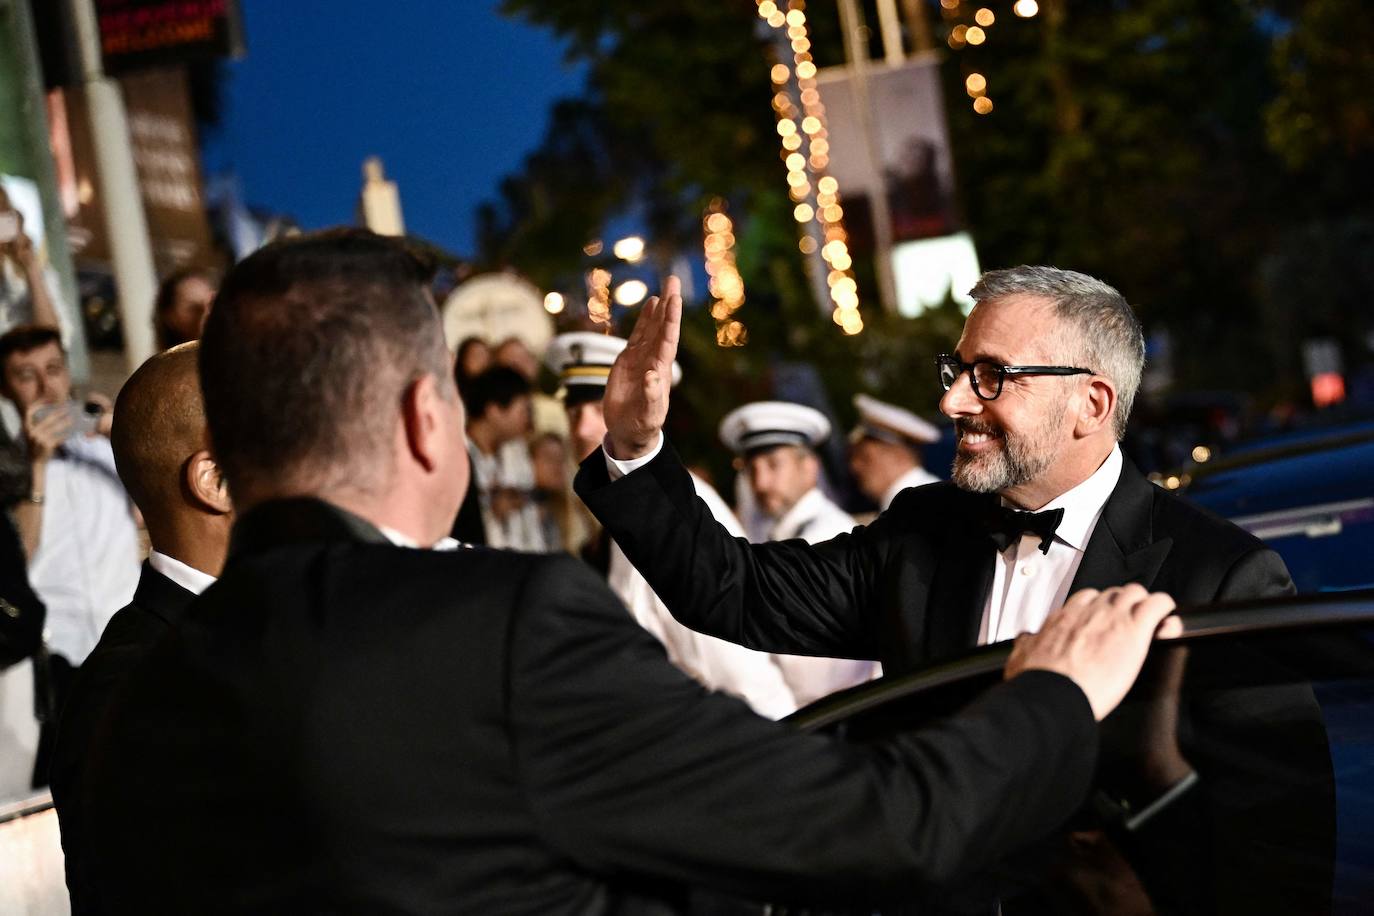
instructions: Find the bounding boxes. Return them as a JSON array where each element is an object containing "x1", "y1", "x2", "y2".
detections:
[{"x1": 956, "y1": 294, "x2": 1067, "y2": 364}]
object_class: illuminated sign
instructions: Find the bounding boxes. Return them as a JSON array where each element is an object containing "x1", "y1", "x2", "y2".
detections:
[{"x1": 96, "y1": 0, "x2": 243, "y2": 75}]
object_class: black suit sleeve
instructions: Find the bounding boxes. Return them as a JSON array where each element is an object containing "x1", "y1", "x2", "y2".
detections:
[
  {"x1": 575, "y1": 441, "x2": 896, "y2": 660},
  {"x1": 1214, "y1": 544, "x2": 1295, "y2": 601},
  {"x1": 508, "y1": 555, "x2": 1099, "y2": 904}
]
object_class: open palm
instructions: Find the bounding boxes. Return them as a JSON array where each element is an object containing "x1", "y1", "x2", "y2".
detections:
[{"x1": 603, "y1": 276, "x2": 682, "y2": 460}]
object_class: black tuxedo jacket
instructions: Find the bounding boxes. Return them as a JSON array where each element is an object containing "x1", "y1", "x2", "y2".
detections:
[
  {"x1": 575, "y1": 442, "x2": 1294, "y2": 672},
  {"x1": 576, "y1": 443, "x2": 1334, "y2": 913},
  {"x1": 51, "y1": 562, "x2": 197, "y2": 915},
  {"x1": 80, "y1": 498, "x2": 1100, "y2": 914}
]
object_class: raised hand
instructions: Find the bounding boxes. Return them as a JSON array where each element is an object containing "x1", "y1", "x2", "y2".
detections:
[
  {"x1": 24, "y1": 402, "x2": 73, "y2": 467},
  {"x1": 1006, "y1": 584, "x2": 1180, "y2": 721},
  {"x1": 602, "y1": 275, "x2": 682, "y2": 460}
]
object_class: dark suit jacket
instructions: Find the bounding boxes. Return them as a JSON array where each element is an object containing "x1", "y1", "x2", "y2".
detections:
[
  {"x1": 574, "y1": 442, "x2": 1294, "y2": 672},
  {"x1": 51, "y1": 562, "x2": 196, "y2": 914},
  {"x1": 575, "y1": 442, "x2": 1334, "y2": 913},
  {"x1": 81, "y1": 498, "x2": 1100, "y2": 914}
]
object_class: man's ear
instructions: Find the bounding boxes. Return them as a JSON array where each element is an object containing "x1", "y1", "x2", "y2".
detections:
[
  {"x1": 185, "y1": 449, "x2": 233, "y2": 514},
  {"x1": 1076, "y1": 376, "x2": 1117, "y2": 438},
  {"x1": 401, "y1": 373, "x2": 446, "y2": 473}
]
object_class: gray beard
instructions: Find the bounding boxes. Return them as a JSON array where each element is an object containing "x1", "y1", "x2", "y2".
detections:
[{"x1": 951, "y1": 413, "x2": 1062, "y2": 494}]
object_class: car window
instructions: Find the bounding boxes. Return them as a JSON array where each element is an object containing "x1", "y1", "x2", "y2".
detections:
[
  {"x1": 1233, "y1": 499, "x2": 1374, "y2": 593},
  {"x1": 782, "y1": 622, "x2": 1374, "y2": 915}
]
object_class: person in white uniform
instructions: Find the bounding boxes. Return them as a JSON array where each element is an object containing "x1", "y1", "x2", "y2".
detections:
[
  {"x1": 545, "y1": 332, "x2": 797, "y2": 719},
  {"x1": 848, "y1": 393, "x2": 941, "y2": 512},
  {"x1": 718, "y1": 400, "x2": 878, "y2": 705}
]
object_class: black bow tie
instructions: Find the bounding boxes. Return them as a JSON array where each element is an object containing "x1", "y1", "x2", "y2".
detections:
[{"x1": 983, "y1": 505, "x2": 1065, "y2": 555}]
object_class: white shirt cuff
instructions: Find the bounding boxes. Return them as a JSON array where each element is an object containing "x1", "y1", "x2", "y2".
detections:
[{"x1": 603, "y1": 431, "x2": 664, "y2": 481}]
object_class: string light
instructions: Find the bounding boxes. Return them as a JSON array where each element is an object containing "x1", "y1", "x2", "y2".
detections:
[
  {"x1": 586, "y1": 268, "x2": 612, "y2": 326},
  {"x1": 703, "y1": 199, "x2": 748, "y2": 347},
  {"x1": 756, "y1": 0, "x2": 864, "y2": 335},
  {"x1": 941, "y1": 0, "x2": 1029, "y2": 118},
  {"x1": 543, "y1": 292, "x2": 565, "y2": 314}
]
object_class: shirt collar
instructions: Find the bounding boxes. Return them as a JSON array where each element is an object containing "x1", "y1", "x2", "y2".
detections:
[
  {"x1": 378, "y1": 526, "x2": 463, "y2": 552},
  {"x1": 771, "y1": 488, "x2": 829, "y2": 540},
  {"x1": 1033, "y1": 445, "x2": 1122, "y2": 552},
  {"x1": 147, "y1": 550, "x2": 218, "y2": 596}
]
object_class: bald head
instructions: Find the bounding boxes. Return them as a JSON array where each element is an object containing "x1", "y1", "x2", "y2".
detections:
[{"x1": 113, "y1": 343, "x2": 205, "y2": 522}]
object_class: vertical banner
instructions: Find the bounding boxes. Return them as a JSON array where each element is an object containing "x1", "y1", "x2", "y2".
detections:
[
  {"x1": 54, "y1": 67, "x2": 215, "y2": 274},
  {"x1": 818, "y1": 56, "x2": 980, "y2": 316}
]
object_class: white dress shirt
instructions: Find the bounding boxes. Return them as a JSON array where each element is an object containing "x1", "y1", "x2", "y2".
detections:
[
  {"x1": 977, "y1": 446, "x2": 1123, "y2": 645},
  {"x1": 880, "y1": 465, "x2": 940, "y2": 512},
  {"x1": 29, "y1": 435, "x2": 140, "y2": 666},
  {"x1": 148, "y1": 551, "x2": 217, "y2": 596}
]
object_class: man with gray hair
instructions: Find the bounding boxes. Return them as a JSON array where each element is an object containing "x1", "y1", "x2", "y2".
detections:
[
  {"x1": 579, "y1": 266, "x2": 1292, "y2": 668},
  {"x1": 575, "y1": 272, "x2": 1325, "y2": 910}
]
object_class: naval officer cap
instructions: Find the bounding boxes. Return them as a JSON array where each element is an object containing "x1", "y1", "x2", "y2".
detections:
[
  {"x1": 850, "y1": 393, "x2": 941, "y2": 450},
  {"x1": 544, "y1": 331, "x2": 681, "y2": 406},
  {"x1": 719, "y1": 401, "x2": 832, "y2": 457}
]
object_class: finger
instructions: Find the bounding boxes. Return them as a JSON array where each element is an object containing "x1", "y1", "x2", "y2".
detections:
[
  {"x1": 1064, "y1": 587, "x2": 1101, "y2": 607},
  {"x1": 625, "y1": 295, "x2": 661, "y2": 350},
  {"x1": 1129, "y1": 591, "x2": 1177, "y2": 633},
  {"x1": 659, "y1": 276, "x2": 682, "y2": 352},
  {"x1": 1155, "y1": 616, "x2": 1184, "y2": 640}
]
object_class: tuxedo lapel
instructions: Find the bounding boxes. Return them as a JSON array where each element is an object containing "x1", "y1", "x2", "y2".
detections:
[{"x1": 1071, "y1": 459, "x2": 1172, "y2": 593}]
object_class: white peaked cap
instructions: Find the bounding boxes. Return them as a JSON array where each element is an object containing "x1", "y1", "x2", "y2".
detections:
[
  {"x1": 719, "y1": 401, "x2": 832, "y2": 456},
  {"x1": 544, "y1": 331, "x2": 682, "y2": 393},
  {"x1": 851, "y1": 393, "x2": 941, "y2": 447}
]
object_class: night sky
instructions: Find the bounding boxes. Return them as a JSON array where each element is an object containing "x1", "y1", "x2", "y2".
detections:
[{"x1": 199, "y1": 1, "x2": 585, "y2": 258}]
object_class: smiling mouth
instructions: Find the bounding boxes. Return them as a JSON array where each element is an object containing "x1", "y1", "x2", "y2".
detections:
[{"x1": 957, "y1": 425, "x2": 1003, "y2": 451}]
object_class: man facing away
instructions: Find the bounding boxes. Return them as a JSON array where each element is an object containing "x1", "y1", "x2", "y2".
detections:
[
  {"x1": 50, "y1": 341, "x2": 233, "y2": 911},
  {"x1": 80, "y1": 231, "x2": 1177, "y2": 913}
]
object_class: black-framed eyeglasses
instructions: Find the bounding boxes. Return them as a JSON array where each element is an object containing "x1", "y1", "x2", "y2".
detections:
[{"x1": 936, "y1": 354, "x2": 1094, "y2": 401}]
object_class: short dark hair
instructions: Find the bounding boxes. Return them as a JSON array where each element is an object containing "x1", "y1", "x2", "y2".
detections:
[
  {"x1": 461, "y1": 366, "x2": 531, "y2": 419},
  {"x1": 153, "y1": 268, "x2": 216, "y2": 350},
  {"x1": 199, "y1": 229, "x2": 449, "y2": 497},
  {"x1": 0, "y1": 325, "x2": 63, "y2": 369}
]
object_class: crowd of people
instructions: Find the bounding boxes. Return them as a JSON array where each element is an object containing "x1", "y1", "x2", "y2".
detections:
[{"x1": 0, "y1": 228, "x2": 1321, "y2": 912}]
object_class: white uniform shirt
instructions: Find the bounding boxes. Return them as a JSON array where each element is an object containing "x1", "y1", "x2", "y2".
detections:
[
  {"x1": 607, "y1": 472, "x2": 797, "y2": 719},
  {"x1": 767, "y1": 487, "x2": 856, "y2": 543},
  {"x1": 28, "y1": 435, "x2": 140, "y2": 666},
  {"x1": 603, "y1": 434, "x2": 879, "y2": 711},
  {"x1": 978, "y1": 446, "x2": 1122, "y2": 645},
  {"x1": 758, "y1": 487, "x2": 880, "y2": 707},
  {"x1": 880, "y1": 465, "x2": 940, "y2": 512}
]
